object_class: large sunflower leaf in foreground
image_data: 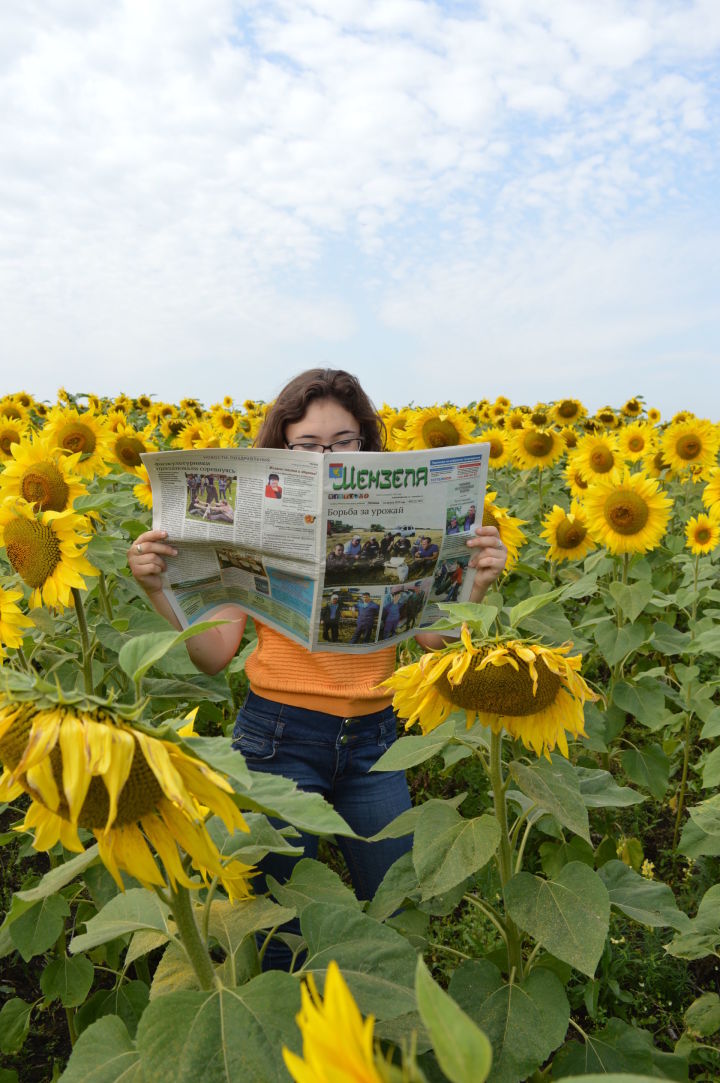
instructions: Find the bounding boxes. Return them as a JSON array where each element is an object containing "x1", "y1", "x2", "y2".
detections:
[
  {"x1": 0, "y1": 684, "x2": 254, "y2": 901},
  {"x1": 383, "y1": 625, "x2": 596, "y2": 760},
  {"x1": 0, "y1": 497, "x2": 98, "y2": 607}
]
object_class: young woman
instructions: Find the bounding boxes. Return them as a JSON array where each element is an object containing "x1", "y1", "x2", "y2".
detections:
[{"x1": 127, "y1": 369, "x2": 507, "y2": 967}]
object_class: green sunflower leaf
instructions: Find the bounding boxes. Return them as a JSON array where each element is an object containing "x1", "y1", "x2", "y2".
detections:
[{"x1": 504, "y1": 863, "x2": 610, "y2": 977}]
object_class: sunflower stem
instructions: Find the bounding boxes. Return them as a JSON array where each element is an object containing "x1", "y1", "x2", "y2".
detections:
[
  {"x1": 514, "y1": 821, "x2": 534, "y2": 874},
  {"x1": 671, "y1": 556, "x2": 700, "y2": 850},
  {"x1": 14, "y1": 645, "x2": 31, "y2": 673},
  {"x1": 98, "y1": 571, "x2": 114, "y2": 621},
  {"x1": 65, "y1": 1006, "x2": 78, "y2": 1047},
  {"x1": 489, "y1": 729, "x2": 524, "y2": 980},
  {"x1": 463, "y1": 893, "x2": 508, "y2": 943},
  {"x1": 201, "y1": 875, "x2": 221, "y2": 944},
  {"x1": 672, "y1": 685, "x2": 695, "y2": 851},
  {"x1": 524, "y1": 941, "x2": 543, "y2": 972},
  {"x1": 71, "y1": 587, "x2": 94, "y2": 695},
  {"x1": 430, "y1": 942, "x2": 472, "y2": 961},
  {"x1": 168, "y1": 883, "x2": 218, "y2": 991}
]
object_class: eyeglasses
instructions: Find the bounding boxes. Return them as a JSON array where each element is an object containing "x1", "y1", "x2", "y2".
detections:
[{"x1": 286, "y1": 436, "x2": 364, "y2": 453}]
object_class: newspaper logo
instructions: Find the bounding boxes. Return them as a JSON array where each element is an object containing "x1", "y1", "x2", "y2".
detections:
[{"x1": 328, "y1": 463, "x2": 343, "y2": 480}]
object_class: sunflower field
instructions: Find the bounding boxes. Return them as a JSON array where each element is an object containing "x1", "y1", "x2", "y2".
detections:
[{"x1": 0, "y1": 389, "x2": 719, "y2": 1083}]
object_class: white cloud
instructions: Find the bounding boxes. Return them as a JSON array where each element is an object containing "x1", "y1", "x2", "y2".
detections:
[
  {"x1": 377, "y1": 221, "x2": 720, "y2": 414},
  {"x1": 0, "y1": 1, "x2": 717, "y2": 410}
]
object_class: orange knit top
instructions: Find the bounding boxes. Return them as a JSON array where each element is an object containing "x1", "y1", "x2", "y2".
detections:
[{"x1": 244, "y1": 620, "x2": 396, "y2": 716}]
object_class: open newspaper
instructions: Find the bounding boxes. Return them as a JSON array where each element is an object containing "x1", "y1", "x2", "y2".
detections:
[{"x1": 142, "y1": 443, "x2": 489, "y2": 653}]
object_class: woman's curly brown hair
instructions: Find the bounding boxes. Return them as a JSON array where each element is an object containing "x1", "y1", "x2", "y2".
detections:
[{"x1": 254, "y1": 369, "x2": 386, "y2": 451}]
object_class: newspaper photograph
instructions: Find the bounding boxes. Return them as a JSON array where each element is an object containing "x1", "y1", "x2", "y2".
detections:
[{"x1": 142, "y1": 443, "x2": 489, "y2": 653}]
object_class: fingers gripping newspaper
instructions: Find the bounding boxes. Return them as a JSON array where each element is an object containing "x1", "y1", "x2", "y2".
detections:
[{"x1": 142, "y1": 444, "x2": 489, "y2": 653}]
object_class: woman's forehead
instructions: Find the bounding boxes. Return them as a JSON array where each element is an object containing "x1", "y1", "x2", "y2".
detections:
[{"x1": 286, "y1": 397, "x2": 358, "y2": 439}]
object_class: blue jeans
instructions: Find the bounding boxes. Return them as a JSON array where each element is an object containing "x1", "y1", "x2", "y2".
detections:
[{"x1": 232, "y1": 691, "x2": 413, "y2": 969}]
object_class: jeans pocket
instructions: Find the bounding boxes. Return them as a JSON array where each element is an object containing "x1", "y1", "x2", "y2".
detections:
[
  {"x1": 377, "y1": 714, "x2": 400, "y2": 753},
  {"x1": 232, "y1": 704, "x2": 283, "y2": 762}
]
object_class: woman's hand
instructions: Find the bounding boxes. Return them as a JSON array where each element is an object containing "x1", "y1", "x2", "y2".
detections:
[
  {"x1": 466, "y1": 525, "x2": 507, "y2": 602},
  {"x1": 127, "y1": 529, "x2": 248, "y2": 672},
  {"x1": 127, "y1": 529, "x2": 178, "y2": 595}
]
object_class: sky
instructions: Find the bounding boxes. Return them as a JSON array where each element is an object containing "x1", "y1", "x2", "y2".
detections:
[{"x1": 1, "y1": 0, "x2": 719, "y2": 417}]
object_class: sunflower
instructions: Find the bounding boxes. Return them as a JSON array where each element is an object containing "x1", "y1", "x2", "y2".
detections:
[
  {"x1": 159, "y1": 412, "x2": 186, "y2": 440},
  {"x1": 505, "y1": 407, "x2": 529, "y2": 432},
  {"x1": 564, "y1": 461, "x2": 590, "y2": 499},
  {"x1": 0, "y1": 586, "x2": 33, "y2": 661},
  {"x1": 133, "y1": 465, "x2": 153, "y2": 510},
  {"x1": 594, "y1": 407, "x2": 621, "y2": 430},
  {"x1": 0, "y1": 499, "x2": 98, "y2": 608},
  {"x1": 0, "y1": 695, "x2": 254, "y2": 899},
  {"x1": 112, "y1": 393, "x2": 133, "y2": 413},
  {"x1": 642, "y1": 447, "x2": 671, "y2": 478},
  {"x1": 134, "y1": 395, "x2": 153, "y2": 412},
  {"x1": 701, "y1": 469, "x2": 720, "y2": 512},
  {"x1": 647, "y1": 407, "x2": 661, "y2": 424},
  {"x1": 685, "y1": 512, "x2": 720, "y2": 556},
  {"x1": 394, "y1": 406, "x2": 477, "y2": 451},
  {"x1": 482, "y1": 492, "x2": 527, "y2": 570},
  {"x1": 43, "y1": 407, "x2": 112, "y2": 479},
  {"x1": 108, "y1": 424, "x2": 156, "y2": 473},
  {"x1": 173, "y1": 420, "x2": 222, "y2": 450},
  {"x1": 383, "y1": 625, "x2": 595, "y2": 759},
  {"x1": 621, "y1": 397, "x2": 643, "y2": 418},
  {"x1": 661, "y1": 419, "x2": 719, "y2": 477},
  {"x1": 540, "y1": 502, "x2": 596, "y2": 563},
  {"x1": 480, "y1": 427, "x2": 511, "y2": 468},
  {"x1": 0, "y1": 438, "x2": 87, "y2": 513},
  {"x1": 551, "y1": 399, "x2": 586, "y2": 426},
  {"x1": 0, "y1": 418, "x2": 30, "y2": 461},
  {"x1": 488, "y1": 401, "x2": 509, "y2": 423},
  {"x1": 559, "y1": 426, "x2": 578, "y2": 450},
  {"x1": 584, "y1": 470, "x2": 673, "y2": 556},
  {"x1": 283, "y1": 961, "x2": 383, "y2": 1083},
  {"x1": 104, "y1": 408, "x2": 129, "y2": 435},
  {"x1": 528, "y1": 404, "x2": 551, "y2": 428},
  {"x1": 12, "y1": 392, "x2": 35, "y2": 411},
  {"x1": 511, "y1": 426, "x2": 564, "y2": 470},
  {"x1": 570, "y1": 433, "x2": 623, "y2": 485},
  {"x1": 210, "y1": 408, "x2": 239, "y2": 439},
  {"x1": 495, "y1": 395, "x2": 511, "y2": 409},
  {"x1": 378, "y1": 405, "x2": 412, "y2": 450},
  {"x1": 0, "y1": 398, "x2": 28, "y2": 422},
  {"x1": 618, "y1": 422, "x2": 655, "y2": 462}
]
